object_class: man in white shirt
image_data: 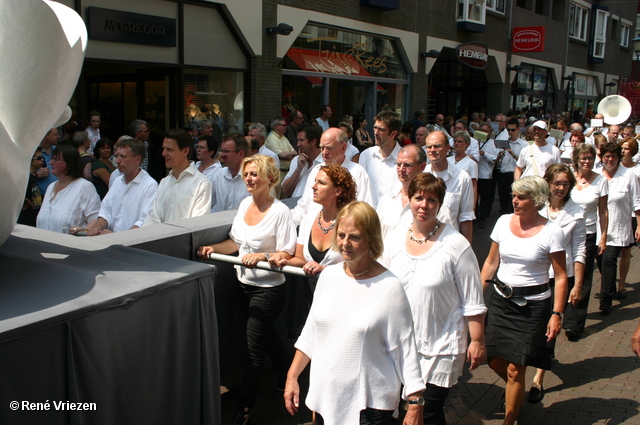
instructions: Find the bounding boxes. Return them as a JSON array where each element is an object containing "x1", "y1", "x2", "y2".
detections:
[
  {"x1": 415, "y1": 126, "x2": 429, "y2": 148},
  {"x1": 495, "y1": 118, "x2": 528, "y2": 214},
  {"x1": 493, "y1": 113, "x2": 509, "y2": 141},
  {"x1": 248, "y1": 122, "x2": 280, "y2": 169},
  {"x1": 210, "y1": 133, "x2": 250, "y2": 212},
  {"x1": 129, "y1": 119, "x2": 150, "y2": 171},
  {"x1": 81, "y1": 138, "x2": 158, "y2": 235},
  {"x1": 316, "y1": 105, "x2": 332, "y2": 132},
  {"x1": 142, "y1": 129, "x2": 211, "y2": 226},
  {"x1": 607, "y1": 125, "x2": 621, "y2": 144},
  {"x1": 85, "y1": 111, "x2": 101, "y2": 153},
  {"x1": 424, "y1": 131, "x2": 475, "y2": 243},
  {"x1": 291, "y1": 128, "x2": 372, "y2": 225},
  {"x1": 265, "y1": 116, "x2": 297, "y2": 179},
  {"x1": 359, "y1": 110, "x2": 403, "y2": 206},
  {"x1": 451, "y1": 119, "x2": 480, "y2": 162},
  {"x1": 281, "y1": 124, "x2": 322, "y2": 198},
  {"x1": 377, "y1": 144, "x2": 427, "y2": 240},
  {"x1": 515, "y1": 120, "x2": 561, "y2": 180}
]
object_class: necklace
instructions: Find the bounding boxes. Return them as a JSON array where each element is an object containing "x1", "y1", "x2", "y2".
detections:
[
  {"x1": 408, "y1": 220, "x2": 441, "y2": 244},
  {"x1": 317, "y1": 210, "x2": 335, "y2": 234},
  {"x1": 344, "y1": 263, "x2": 371, "y2": 277}
]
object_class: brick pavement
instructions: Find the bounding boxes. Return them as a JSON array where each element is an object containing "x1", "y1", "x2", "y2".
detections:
[{"x1": 221, "y1": 206, "x2": 640, "y2": 425}]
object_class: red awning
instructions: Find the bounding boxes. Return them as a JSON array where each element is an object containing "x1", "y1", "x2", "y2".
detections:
[{"x1": 286, "y1": 47, "x2": 373, "y2": 78}]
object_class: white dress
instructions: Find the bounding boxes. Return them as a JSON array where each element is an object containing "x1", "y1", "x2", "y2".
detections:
[
  {"x1": 383, "y1": 224, "x2": 486, "y2": 388},
  {"x1": 296, "y1": 265, "x2": 425, "y2": 425},
  {"x1": 37, "y1": 178, "x2": 101, "y2": 233}
]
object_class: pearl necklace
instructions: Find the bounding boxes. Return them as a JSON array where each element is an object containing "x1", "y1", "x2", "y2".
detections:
[
  {"x1": 317, "y1": 210, "x2": 335, "y2": 234},
  {"x1": 408, "y1": 220, "x2": 441, "y2": 244}
]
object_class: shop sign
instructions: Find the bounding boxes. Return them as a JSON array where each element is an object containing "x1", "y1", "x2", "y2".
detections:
[
  {"x1": 511, "y1": 27, "x2": 545, "y2": 52},
  {"x1": 456, "y1": 42, "x2": 488, "y2": 70},
  {"x1": 88, "y1": 7, "x2": 176, "y2": 47}
]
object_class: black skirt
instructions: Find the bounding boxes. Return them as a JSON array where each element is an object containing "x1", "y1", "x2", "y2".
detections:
[{"x1": 486, "y1": 290, "x2": 554, "y2": 370}]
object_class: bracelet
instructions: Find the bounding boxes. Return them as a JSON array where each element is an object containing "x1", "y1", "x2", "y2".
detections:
[
  {"x1": 265, "y1": 253, "x2": 271, "y2": 261},
  {"x1": 551, "y1": 311, "x2": 564, "y2": 319}
]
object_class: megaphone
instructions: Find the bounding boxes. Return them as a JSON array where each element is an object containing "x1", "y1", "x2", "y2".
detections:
[{"x1": 597, "y1": 95, "x2": 632, "y2": 125}]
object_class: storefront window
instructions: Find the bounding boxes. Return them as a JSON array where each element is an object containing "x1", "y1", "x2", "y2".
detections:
[
  {"x1": 511, "y1": 63, "x2": 555, "y2": 115},
  {"x1": 183, "y1": 70, "x2": 244, "y2": 134}
]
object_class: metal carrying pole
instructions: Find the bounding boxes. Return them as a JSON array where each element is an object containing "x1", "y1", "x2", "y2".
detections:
[{"x1": 206, "y1": 253, "x2": 308, "y2": 277}]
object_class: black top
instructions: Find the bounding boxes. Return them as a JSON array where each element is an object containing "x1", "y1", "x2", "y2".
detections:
[{"x1": 307, "y1": 232, "x2": 329, "y2": 264}]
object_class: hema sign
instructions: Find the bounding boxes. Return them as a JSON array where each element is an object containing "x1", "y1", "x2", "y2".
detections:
[
  {"x1": 512, "y1": 26, "x2": 545, "y2": 52},
  {"x1": 456, "y1": 42, "x2": 488, "y2": 70},
  {"x1": 88, "y1": 7, "x2": 176, "y2": 47}
]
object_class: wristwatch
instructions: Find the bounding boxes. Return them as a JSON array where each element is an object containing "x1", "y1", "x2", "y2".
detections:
[
  {"x1": 408, "y1": 397, "x2": 425, "y2": 406},
  {"x1": 551, "y1": 311, "x2": 564, "y2": 319}
]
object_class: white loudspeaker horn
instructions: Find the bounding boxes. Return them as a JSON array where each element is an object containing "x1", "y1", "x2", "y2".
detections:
[{"x1": 597, "y1": 95, "x2": 632, "y2": 125}]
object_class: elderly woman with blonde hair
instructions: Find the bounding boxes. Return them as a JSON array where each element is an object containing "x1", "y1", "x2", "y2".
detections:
[
  {"x1": 481, "y1": 176, "x2": 567, "y2": 425},
  {"x1": 197, "y1": 155, "x2": 297, "y2": 425}
]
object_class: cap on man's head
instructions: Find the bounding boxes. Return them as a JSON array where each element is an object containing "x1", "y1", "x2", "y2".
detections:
[{"x1": 532, "y1": 120, "x2": 547, "y2": 130}]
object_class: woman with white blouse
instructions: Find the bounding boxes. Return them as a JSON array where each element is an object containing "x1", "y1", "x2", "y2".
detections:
[
  {"x1": 597, "y1": 142, "x2": 640, "y2": 314},
  {"x1": 528, "y1": 164, "x2": 586, "y2": 403},
  {"x1": 481, "y1": 176, "x2": 567, "y2": 425},
  {"x1": 284, "y1": 202, "x2": 425, "y2": 425},
  {"x1": 383, "y1": 173, "x2": 486, "y2": 425},
  {"x1": 36, "y1": 145, "x2": 101, "y2": 234},
  {"x1": 565, "y1": 143, "x2": 608, "y2": 337},
  {"x1": 197, "y1": 155, "x2": 297, "y2": 425}
]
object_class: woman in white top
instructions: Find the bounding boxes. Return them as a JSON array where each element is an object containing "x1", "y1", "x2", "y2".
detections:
[
  {"x1": 36, "y1": 145, "x2": 101, "y2": 233},
  {"x1": 194, "y1": 135, "x2": 220, "y2": 180},
  {"x1": 597, "y1": 142, "x2": 640, "y2": 314},
  {"x1": 566, "y1": 143, "x2": 608, "y2": 335},
  {"x1": 284, "y1": 202, "x2": 426, "y2": 425},
  {"x1": 616, "y1": 138, "x2": 640, "y2": 298},
  {"x1": 449, "y1": 131, "x2": 479, "y2": 206},
  {"x1": 274, "y1": 164, "x2": 356, "y2": 276},
  {"x1": 528, "y1": 164, "x2": 587, "y2": 403},
  {"x1": 196, "y1": 155, "x2": 296, "y2": 425},
  {"x1": 383, "y1": 173, "x2": 486, "y2": 425},
  {"x1": 481, "y1": 176, "x2": 567, "y2": 425}
]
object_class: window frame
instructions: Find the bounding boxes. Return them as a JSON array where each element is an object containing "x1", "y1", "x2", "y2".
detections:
[
  {"x1": 569, "y1": 2, "x2": 589, "y2": 41},
  {"x1": 620, "y1": 22, "x2": 631, "y2": 47},
  {"x1": 457, "y1": 0, "x2": 487, "y2": 25},
  {"x1": 592, "y1": 8, "x2": 609, "y2": 59},
  {"x1": 486, "y1": 0, "x2": 505, "y2": 14}
]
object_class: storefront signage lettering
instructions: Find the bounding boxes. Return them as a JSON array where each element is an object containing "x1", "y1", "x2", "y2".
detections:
[
  {"x1": 306, "y1": 43, "x2": 389, "y2": 76},
  {"x1": 345, "y1": 44, "x2": 388, "y2": 74},
  {"x1": 88, "y1": 7, "x2": 176, "y2": 47},
  {"x1": 512, "y1": 27, "x2": 545, "y2": 52},
  {"x1": 456, "y1": 42, "x2": 488, "y2": 70}
]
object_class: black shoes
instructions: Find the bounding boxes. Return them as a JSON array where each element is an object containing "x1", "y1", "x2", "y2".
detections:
[
  {"x1": 616, "y1": 289, "x2": 628, "y2": 299},
  {"x1": 599, "y1": 304, "x2": 611, "y2": 315},
  {"x1": 565, "y1": 329, "x2": 580, "y2": 342},
  {"x1": 527, "y1": 386, "x2": 544, "y2": 403}
]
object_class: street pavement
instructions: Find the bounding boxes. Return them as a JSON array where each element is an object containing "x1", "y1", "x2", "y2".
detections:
[{"x1": 221, "y1": 203, "x2": 640, "y2": 425}]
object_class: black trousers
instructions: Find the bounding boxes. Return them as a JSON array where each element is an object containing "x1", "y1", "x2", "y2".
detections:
[
  {"x1": 597, "y1": 245, "x2": 623, "y2": 309},
  {"x1": 496, "y1": 172, "x2": 514, "y2": 214},
  {"x1": 316, "y1": 408, "x2": 395, "y2": 425},
  {"x1": 477, "y1": 178, "x2": 495, "y2": 220},
  {"x1": 564, "y1": 233, "x2": 596, "y2": 333},
  {"x1": 423, "y1": 384, "x2": 451, "y2": 425}
]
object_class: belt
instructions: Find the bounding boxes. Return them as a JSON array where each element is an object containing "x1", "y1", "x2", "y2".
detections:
[{"x1": 486, "y1": 279, "x2": 549, "y2": 299}]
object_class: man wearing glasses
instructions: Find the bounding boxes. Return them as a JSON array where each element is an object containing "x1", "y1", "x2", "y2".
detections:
[
  {"x1": 265, "y1": 116, "x2": 297, "y2": 181},
  {"x1": 433, "y1": 114, "x2": 450, "y2": 137},
  {"x1": 78, "y1": 138, "x2": 157, "y2": 235},
  {"x1": 493, "y1": 113, "x2": 509, "y2": 141},
  {"x1": 494, "y1": 119, "x2": 528, "y2": 215}
]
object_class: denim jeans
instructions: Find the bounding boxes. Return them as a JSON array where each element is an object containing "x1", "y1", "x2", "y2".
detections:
[
  {"x1": 597, "y1": 245, "x2": 623, "y2": 309},
  {"x1": 237, "y1": 282, "x2": 289, "y2": 408}
]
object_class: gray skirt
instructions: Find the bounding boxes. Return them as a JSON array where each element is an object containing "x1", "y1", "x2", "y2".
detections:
[{"x1": 485, "y1": 290, "x2": 554, "y2": 370}]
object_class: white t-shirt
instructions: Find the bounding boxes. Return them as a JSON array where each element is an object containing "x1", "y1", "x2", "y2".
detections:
[
  {"x1": 540, "y1": 200, "x2": 586, "y2": 278},
  {"x1": 37, "y1": 178, "x2": 101, "y2": 233},
  {"x1": 229, "y1": 197, "x2": 297, "y2": 287},
  {"x1": 382, "y1": 224, "x2": 486, "y2": 387},
  {"x1": 424, "y1": 163, "x2": 475, "y2": 229},
  {"x1": 491, "y1": 214, "x2": 565, "y2": 300},
  {"x1": 516, "y1": 142, "x2": 561, "y2": 178},
  {"x1": 570, "y1": 174, "x2": 608, "y2": 234},
  {"x1": 296, "y1": 265, "x2": 425, "y2": 425},
  {"x1": 605, "y1": 166, "x2": 640, "y2": 247},
  {"x1": 448, "y1": 155, "x2": 478, "y2": 179},
  {"x1": 99, "y1": 169, "x2": 158, "y2": 231}
]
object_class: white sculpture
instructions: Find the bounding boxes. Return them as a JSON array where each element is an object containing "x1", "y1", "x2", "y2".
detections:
[{"x1": 0, "y1": 0, "x2": 87, "y2": 246}]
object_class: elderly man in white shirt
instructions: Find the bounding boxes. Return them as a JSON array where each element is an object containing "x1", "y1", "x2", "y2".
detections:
[
  {"x1": 265, "y1": 116, "x2": 297, "y2": 180},
  {"x1": 248, "y1": 122, "x2": 280, "y2": 169},
  {"x1": 451, "y1": 119, "x2": 480, "y2": 162},
  {"x1": 423, "y1": 131, "x2": 475, "y2": 243},
  {"x1": 359, "y1": 110, "x2": 403, "y2": 206},
  {"x1": 291, "y1": 128, "x2": 373, "y2": 225},
  {"x1": 377, "y1": 144, "x2": 427, "y2": 240},
  {"x1": 79, "y1": 138, "x2": 157, "y2": 235},
  {"x1": 142, "y1": 129, "x2": 211, "y2": 226},
  {"x1": 515, "y1": 120, "x2": 561, "y2": 180},
  {"x1": 210, "y1": 134, "x2": 251, "y2": 212},
  {"x1": 281, "y1": 124, "x2": 323, "y2": 198}
]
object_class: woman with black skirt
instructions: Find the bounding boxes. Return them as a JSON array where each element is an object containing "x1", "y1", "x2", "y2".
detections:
[{"x1": 480, "y1": 176, "x2": 568, "y2": 425}]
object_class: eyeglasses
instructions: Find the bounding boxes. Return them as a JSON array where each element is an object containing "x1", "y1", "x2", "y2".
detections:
[
  {"x1": 219, "y1": 149, "x2": 239, "y2": 154},
  {"x1": 195, "y1": 145, "x2": 208, "y2": 150},
  {"x1": 395, "y1": 162, "x2": 415, "y2": 168},
  {"x1": 551, "y1": 181, "x2": 571, "y2": 187},
  {"x1": 32, "y1": 156, "x2": 43, "y2": 160}
]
